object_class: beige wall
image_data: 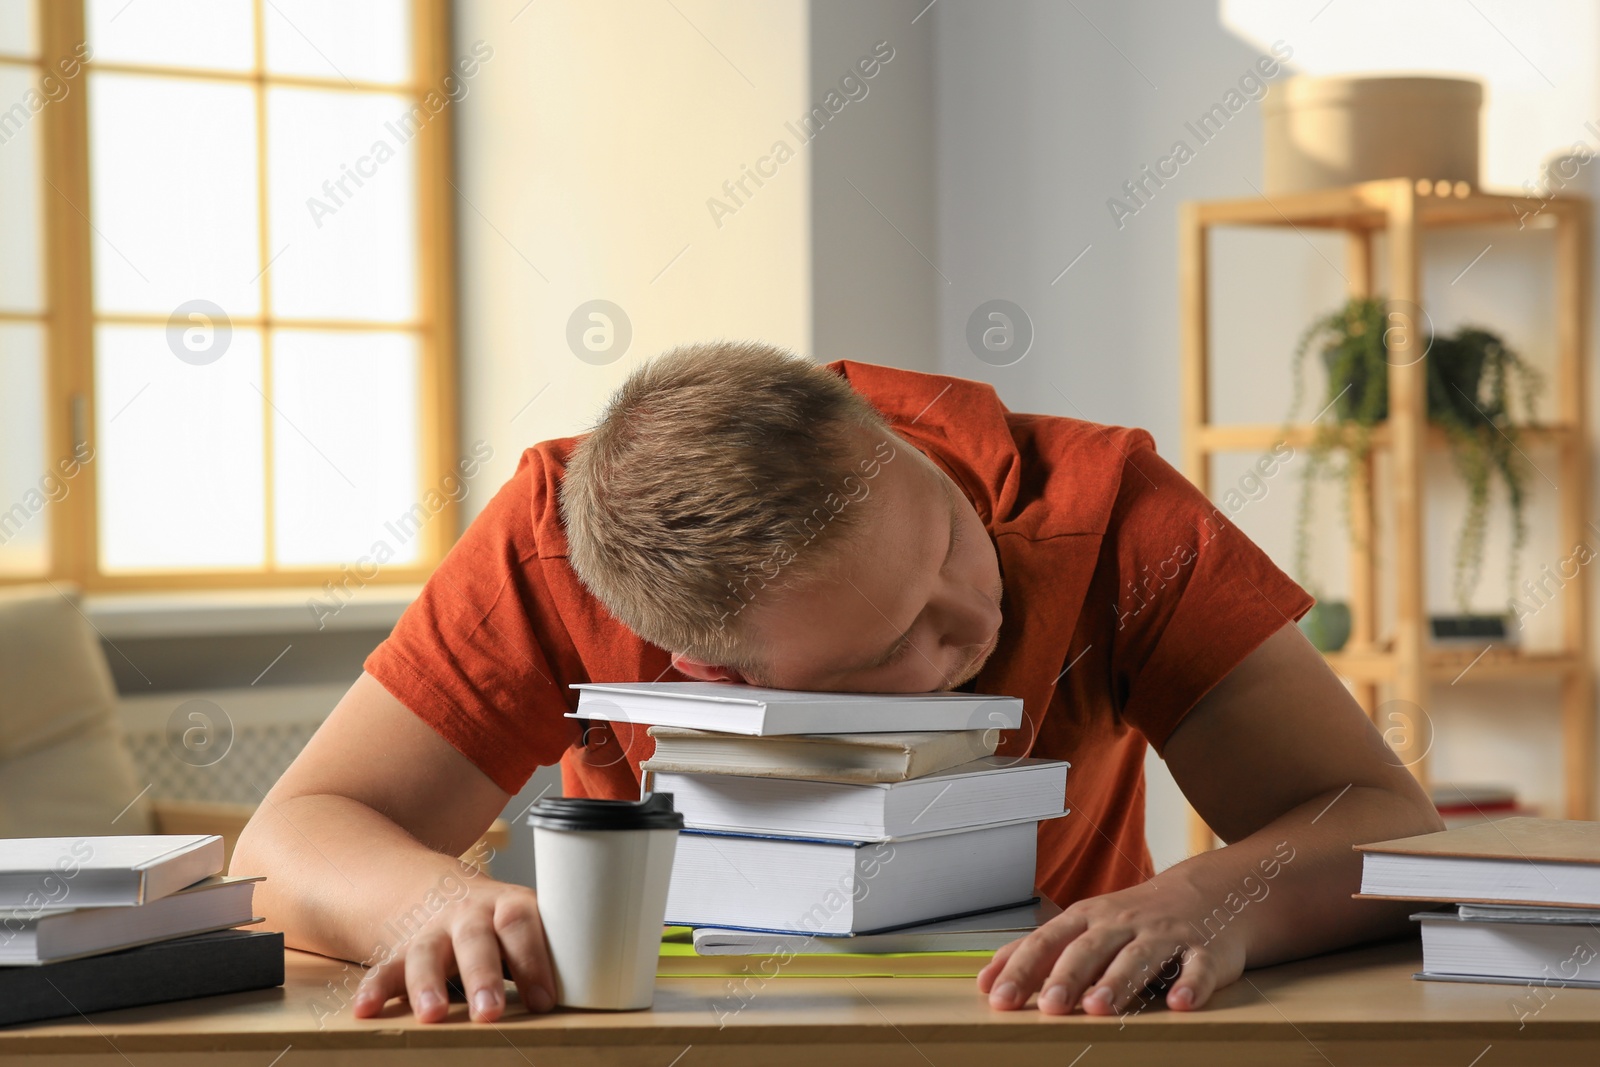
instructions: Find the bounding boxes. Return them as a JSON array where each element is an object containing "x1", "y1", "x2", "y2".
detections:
[{"x1": 453, "y1": 0, "x2": 812, "y2": 504}]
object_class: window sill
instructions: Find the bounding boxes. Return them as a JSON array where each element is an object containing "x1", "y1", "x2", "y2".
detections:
[{"x1": 84, "y1": 586, "x2": 421, "y2": 640}]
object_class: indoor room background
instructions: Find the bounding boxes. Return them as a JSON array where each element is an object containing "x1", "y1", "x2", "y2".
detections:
[{"x1": 1, "y1": 0, "x2": 1594, "y2": 884}]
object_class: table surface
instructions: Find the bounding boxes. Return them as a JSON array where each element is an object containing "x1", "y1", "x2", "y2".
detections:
[{"x1": 4, "y1": 937, "x2": 1599, "y2": 1065}]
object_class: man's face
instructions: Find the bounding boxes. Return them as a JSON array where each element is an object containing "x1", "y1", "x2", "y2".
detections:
[{"x1": 732, "y1": 437, "x2": 1004, "y2": 693}]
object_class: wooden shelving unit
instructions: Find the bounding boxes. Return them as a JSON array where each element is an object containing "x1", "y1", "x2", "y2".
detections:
[{"x1": 1179, "y1": 178, "x2": 1595, "y2": 854}]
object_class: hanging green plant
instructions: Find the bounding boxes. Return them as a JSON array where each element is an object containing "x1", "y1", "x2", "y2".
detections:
[
  {"x1": 1286, "y1": 297, "x2": 1542, "y2": 613},
  {"x1": 1285, "y1": 298, "x2": 1387, "y2": 597}
]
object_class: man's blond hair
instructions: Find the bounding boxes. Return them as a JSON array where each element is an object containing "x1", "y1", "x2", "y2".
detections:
[{"x1": 561, "y1": 341, "x2": 894, "y2": 670}]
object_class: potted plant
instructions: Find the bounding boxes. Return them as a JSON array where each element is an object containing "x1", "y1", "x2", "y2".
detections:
[{"x1": 1286, "y1": 297, "x2": 1541, "y2": 616}]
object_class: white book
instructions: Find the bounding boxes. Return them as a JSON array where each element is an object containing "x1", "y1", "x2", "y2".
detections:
[
  {"x1": 1457, "y1": 903, "x2": 1600, "y2": 924},
  {"x1": 691, "y1": 896, "x2": 1063, "y2": 955},
  {"x1": 1358, "y1": 853, "x2": 1600, "y2": 908},
  {"x1": 650, "y1": 757, "x2": 1069, "y2": 839},
  {"x1": 0, "y1": 836, "x2": 224, "y2": 909},
  {"x1": 570, "y1": 681, "x2": 1023, "y2": 736},
  {"x1": 1417, "y1": 908, "x2": 1600, "y2": 984},
  {"x1": 664, "y1": 819, "x2": 1044, "y2": 935},
  {"x1": 0, "y1": 877, "x2": 261, "y2": 965},
  {"x1": 1356, "y1": 818, "x2": 1600, "y2": 908},
  {"x1": 641, "y1": 726, "x2": 999, "y2": 784}
]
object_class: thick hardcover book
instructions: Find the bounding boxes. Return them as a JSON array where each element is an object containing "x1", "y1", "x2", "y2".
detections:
[
  {"x1": 640, "y1": 726, "x2": 999, "y2": 783},
  {"x1": 663, "y1": 819, "x2": 1045, "y2": 934},
  {"x1": 570, "y1": 681, "x2": 1023, "y2": 736},
  {"x1": 1415, "y1": 906, "x2": 1600, "y2": 985},
  {"x1": 1355, "y1": 818, "x2": 1600, "y2": 907},
  {"x1": 650, "y1": 757, "x2": 1069, "y2": 839},
  {"x1": 0, "y1": 930, "x2": 285, "y2": 1027}
]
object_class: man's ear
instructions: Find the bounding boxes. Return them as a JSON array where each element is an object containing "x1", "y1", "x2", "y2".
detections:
[{"x1": 670, "y1": 652, "x2": 751, "y2": 684}]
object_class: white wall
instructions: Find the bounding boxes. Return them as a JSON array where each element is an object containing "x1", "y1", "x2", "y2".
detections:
[
  {"x1": 452, "y1": 0, "x2": 1600, "y2": 880},
  {"x1": 932, "y1": 0, "x2": 1290, "y2": 869},
  {"x1": 930, "y1": 0, "x2": 1600, "y2": 869},
  {"x1": 809, "y1": 0, "x2": 939, "y2": 371},
  {"x1": 1223, "y1": 0, "x2": 1600, "y2": 192}
]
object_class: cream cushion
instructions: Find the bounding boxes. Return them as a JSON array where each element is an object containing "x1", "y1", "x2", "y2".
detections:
[{"x1": 0, "y1": 584, "x2": 155, "y2": 836}]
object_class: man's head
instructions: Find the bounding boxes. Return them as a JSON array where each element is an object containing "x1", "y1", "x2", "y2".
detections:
[{"x1": 561, "y1": 342, "x2": 1003, "y2": 692}]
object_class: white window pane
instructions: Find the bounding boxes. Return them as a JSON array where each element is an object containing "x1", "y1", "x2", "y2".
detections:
[
  {"x1": 96, "y1": 324, "x2": 266, "y2": 570},
  {"x1": 87, "y1": 0, "x2": 254, "y2": 72},
  {"x1": 266, "y1": 87, "x2": 417, "y2": 322},
  {"x1": 89, "y1": 72, "x2": 261, "y2": 316},
  {"x1": 271, "y1": 330, "x2": 420, "y2": 567},
  {"x1": 0, "y1": 322, "x2": 48, "y2": 575},
  {"x1": 0, "y1": 65, "x2": 43, "y2": 312},
  {"x1": 264, "y1": 0, "x2": 409, "y2": 85},
  {"x1": 0, "y1": 0, "x2": 34, "y2": 58}
]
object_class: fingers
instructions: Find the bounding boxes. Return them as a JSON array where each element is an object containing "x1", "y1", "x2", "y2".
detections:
[
  {"x1": 403, "y1": 929, "x2": 456, "y2": 1023},
  {"x1": 347, "y1": 885, "x2": 555, "y2": 1024},
  {"x1": 352, "y1": 956, "x2": 406, "y2": 1018},
  {"x1": 1166, "y1": 946, "x2": 1222, "y2": 1011},
  {"x1": 1019, "y1": 925, "x2": 1137, "y2": 1015},
  {"x1": 987, "y1": 914, "x2": 1109, "y2": 1011},
  {"x1": 494, "y1": 891, "x2": 557, "y2": 1014},
  {"x1": 451, "y1": 915, "x2": 510, "y2": 1022},
  {"x1": 975, "y1": 937, "x2": 1023, "y2": 994},
  {"x1": 1074, "y1": 939, "x2": 1183, "y2": 1017}
]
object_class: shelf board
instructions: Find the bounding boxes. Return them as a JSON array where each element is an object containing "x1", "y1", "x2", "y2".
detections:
[
  {"x1": 1323, "y1": 647, "x2": 1583, "y2": 683},
  {"x1": 1195, "y1": 422, "x2": 1574, "y2": 454},
  {"x1": 1191, "y1": 179, "x2": 1585, "y2": 231}
]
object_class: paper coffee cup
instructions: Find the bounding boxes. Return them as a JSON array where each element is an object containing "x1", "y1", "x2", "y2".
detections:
[{"x1": 529, "y1": 793, "x2": 684, "y2": 1010}]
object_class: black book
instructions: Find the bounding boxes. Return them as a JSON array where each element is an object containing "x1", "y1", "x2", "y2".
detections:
[{"x1": 0, "y1": 929, "x2": 284, "y2": 1027}]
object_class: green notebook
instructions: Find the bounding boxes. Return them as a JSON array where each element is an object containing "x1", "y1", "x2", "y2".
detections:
[{"x1": 656, "y1": 926, "x2": 993, "y2": 978}]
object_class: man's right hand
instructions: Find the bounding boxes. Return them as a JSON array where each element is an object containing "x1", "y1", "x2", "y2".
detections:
[
  {"x1": 231, "y1": 674, "x2": 563, "y2": 1024},
  {"x1": 351, "y1": 877, "x2": 556, "y2": 1023}
]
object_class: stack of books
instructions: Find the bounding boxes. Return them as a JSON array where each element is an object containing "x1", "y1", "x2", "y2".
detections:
[
  {"x1": 1356, "y1": 817, "x2": 1600, "y2": 987},
  {"x1": 1431, "y1": 783, "x2": 1540, "y2": 829},
  {"x1": 0, "y1": 835, "x2": 283, "y2": 1025},
  {"x1": 571, "y1": 682, "x2": 1068, "y2": 955}
]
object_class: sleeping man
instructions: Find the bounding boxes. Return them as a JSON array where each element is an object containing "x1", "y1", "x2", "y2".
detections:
[{"x1": 232, "y1": 342, "x2": 1440, "y2": 1021}]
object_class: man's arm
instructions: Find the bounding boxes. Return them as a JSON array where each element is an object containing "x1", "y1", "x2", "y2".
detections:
[
  {"x1": 978, "y1": 621, "x2": 1443, "y2": 1014},
  {"x1": 230, "y1": 671, "x2": 556, "y2": 1022}
]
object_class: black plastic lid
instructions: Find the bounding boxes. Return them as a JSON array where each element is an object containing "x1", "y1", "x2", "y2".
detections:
[{"x1": 527, "y1": 792, "x2": 684, "y2": 832}]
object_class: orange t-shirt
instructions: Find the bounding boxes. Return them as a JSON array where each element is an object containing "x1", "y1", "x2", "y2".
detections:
[{"x1": 365, "y1": 361, "x2": 1311, "y2": 905}]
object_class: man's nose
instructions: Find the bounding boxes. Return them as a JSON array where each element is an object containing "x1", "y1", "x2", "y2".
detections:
[{"x1": 934, "y1": 584, "x2": 1001, "y2": 649}]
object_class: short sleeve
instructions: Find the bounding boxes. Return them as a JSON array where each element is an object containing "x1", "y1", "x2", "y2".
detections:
[
  {"x1": 364, "y1": 455, "x2": 579, "y2": 795},
  {"x1": 1103, "y1": 443, "x2": 1313, "y2": 754}
]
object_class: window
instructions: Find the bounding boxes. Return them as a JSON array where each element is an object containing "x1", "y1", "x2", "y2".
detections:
[
  {"x1": 0, "y1": 0, "x2": 458, "y2": 589},
  {"x1": 0, "y1": 0, "x2": 51, "y2": 577}
]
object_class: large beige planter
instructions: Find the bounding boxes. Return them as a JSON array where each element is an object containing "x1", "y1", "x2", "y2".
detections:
[{"x1": 1262, "y1": 76, "x2": 1482, "y2": 194}]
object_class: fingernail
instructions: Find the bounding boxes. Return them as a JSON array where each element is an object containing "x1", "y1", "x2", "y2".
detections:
[
  {"x1": 473, "y1": 989, "x2": 500, "y2": 1020},
  {"x1": 1170, "y1": 986, "x2": 1195, "y2": 1010},
  {"x1": 1082, "y1": 987, "x2": 1113, "y2": 1012},
  {"x1": 1039, "y1": 986, "x2": 1070, "y2": 1013},
  {"x1": 989, "y1": 981, "x2": 1020, "y2": 1007},
  {"x1": 417, "y1": 990, "x2": 445, "y2": 1017},
  {"x1": 529, "y1": 986, "x2": 554, "y2": 1012}
]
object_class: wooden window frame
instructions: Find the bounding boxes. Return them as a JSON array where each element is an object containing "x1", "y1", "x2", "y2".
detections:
[{"x1": 8, "y1": 0, "x2": 458, "y2": 592}]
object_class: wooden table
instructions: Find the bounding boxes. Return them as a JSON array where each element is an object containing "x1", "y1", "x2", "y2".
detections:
[{"x1": 3, "y1": 938, "x2": 1598, "y2": 1066}]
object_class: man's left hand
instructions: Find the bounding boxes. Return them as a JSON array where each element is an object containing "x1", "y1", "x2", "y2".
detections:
[{"x1": 977, "y1": 870, "x2": 1244, "y2": 1015}]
